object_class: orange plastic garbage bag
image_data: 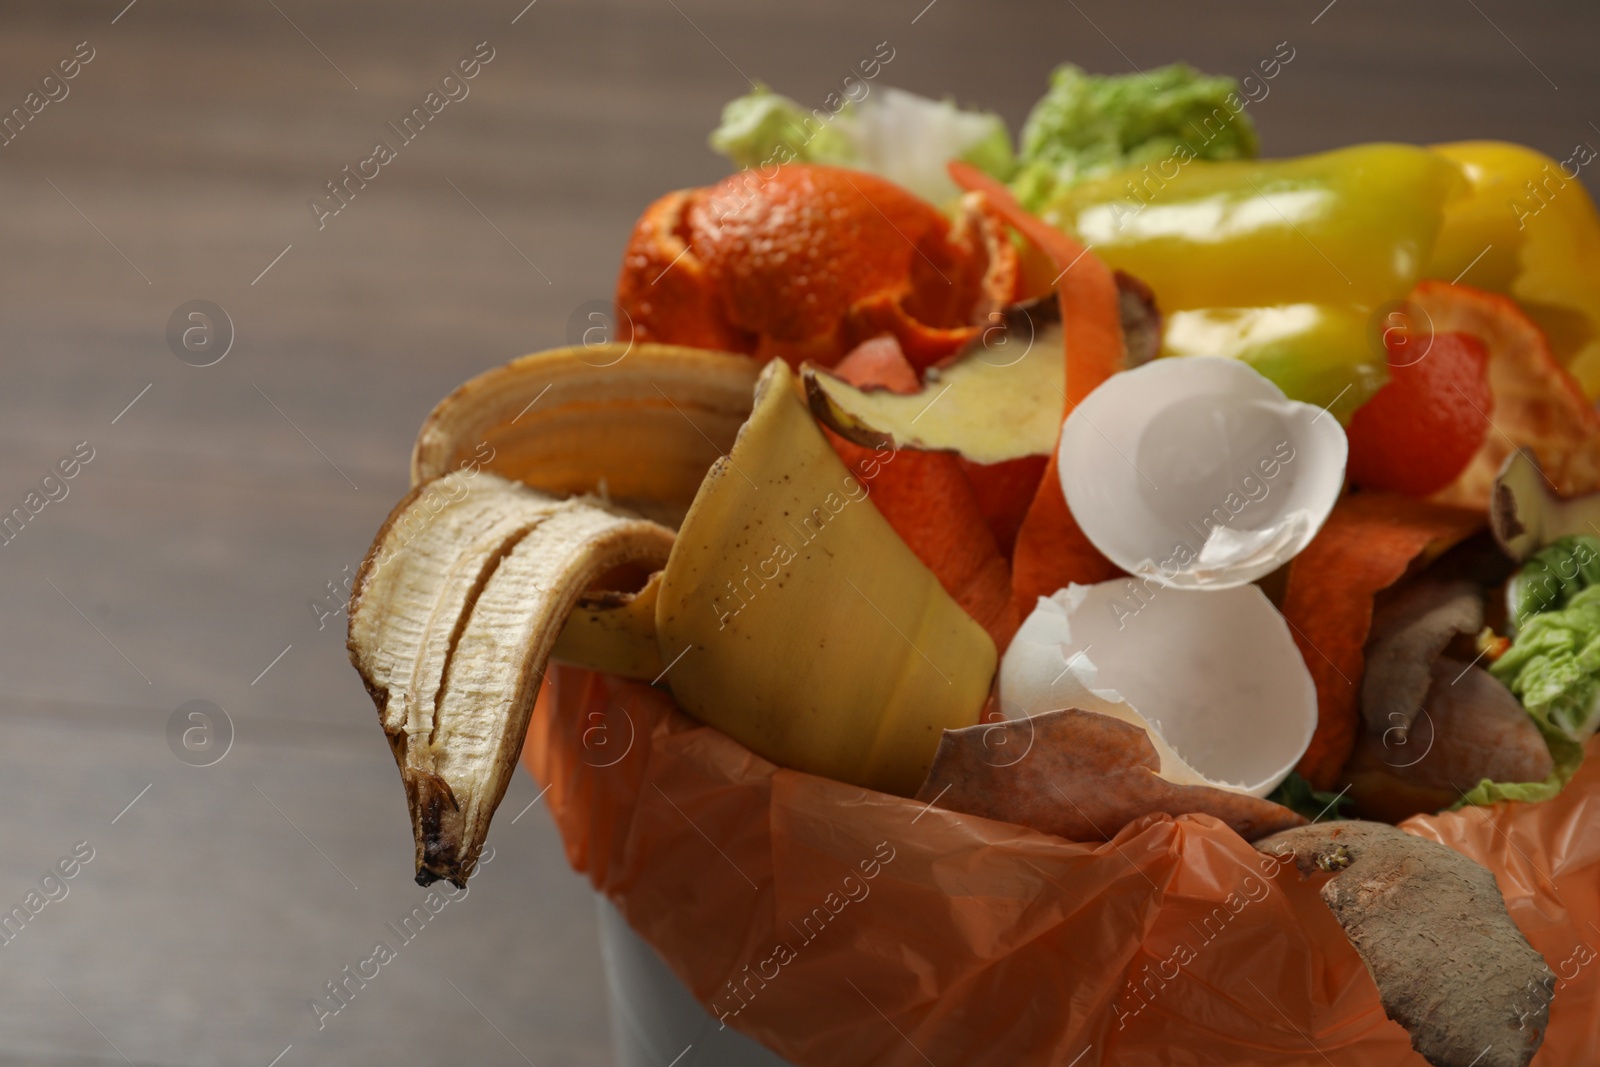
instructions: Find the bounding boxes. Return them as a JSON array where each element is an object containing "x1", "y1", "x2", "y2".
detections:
[{"x1": 522, "y1": 664, "x2": 1600, "y2": 1066}]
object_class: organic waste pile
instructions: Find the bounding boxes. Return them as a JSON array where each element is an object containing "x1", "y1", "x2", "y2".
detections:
[{"x1": 347, "y1": 65, "x2": 1600, "y2": 1067}]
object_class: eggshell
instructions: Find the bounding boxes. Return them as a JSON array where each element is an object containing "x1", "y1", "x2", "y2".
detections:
[
  {"x1": 1000, "y1": 580, "x2": 1317, "y2": 797},
  {"x1": 1058, "y1": 356, "x2": 1348, "y2": 589}
]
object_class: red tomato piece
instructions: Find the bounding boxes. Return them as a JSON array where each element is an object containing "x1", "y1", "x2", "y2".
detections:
[{"x1": 1347, "y1": 329, "x2": 1493, "y2": 497}]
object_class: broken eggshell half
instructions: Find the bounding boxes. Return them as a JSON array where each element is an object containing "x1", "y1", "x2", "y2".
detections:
[
  {"x1": 999, "y1": 580, "x2": 1317, "y2": 797},
  {"x1": 1059, "y1": 356, "x2": 1348, "y2": 590}
]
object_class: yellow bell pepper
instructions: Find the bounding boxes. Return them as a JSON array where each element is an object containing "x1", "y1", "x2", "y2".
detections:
[
  {"x1": 1160, "y1": 304, "x2": 1385, "y2": 419},
  {"x1": 1425, "y1": 140, "x2": 1600, "y2": 397},
  {"x1": 1041, "y1": 144, "x2": 1463, "y2": 310},
  {"x1": 1038, "y1": 144, "x2": 1463, "y2": 415}
]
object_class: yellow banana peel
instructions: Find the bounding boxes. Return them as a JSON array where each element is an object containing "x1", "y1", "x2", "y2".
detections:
[
  {"x1": 351, "y1": 348, "x2": 997, "y2": 887},
  {"x1": 655, "y1": 360, "x2": 995, "y2": 797},
  {"x1": 413, "y1": 343, "x2": 759, "y2": 525},
  {"x1": 550, "y1": 570, "x2": 666, "y2": 681},
  {"x1": 348, "y1": 470, "x2": 675, "y2": 886}
]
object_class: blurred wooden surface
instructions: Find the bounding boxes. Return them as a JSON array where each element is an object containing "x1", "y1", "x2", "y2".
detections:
[{"x1": 0, "y1": 1, "x2": 1596, "y2": 1064}]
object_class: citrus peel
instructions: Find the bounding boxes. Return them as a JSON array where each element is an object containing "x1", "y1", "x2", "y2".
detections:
[
  {"x1": 947, "y1": 159, "x2": 1126, "y2": 611},
  {"x1": 616, "y1": 165, "x2": 1017, "y2": 371}
]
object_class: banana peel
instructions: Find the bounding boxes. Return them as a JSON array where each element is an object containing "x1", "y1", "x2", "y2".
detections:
[
  {"x1": 550, "y1": 570, "x2": 666, "y2": 680},
  {"x1": 352, "y1": 348, "x2": 996, "y2": 888},
  {"x1": 411, "y1": 341, "x2": 754, "y2": 674},
  {"x1": 656, "y1": 360, "x2": 996, "y2": 797},
  {"x1": 348, "y1": 469, "x2": 674, "y2": 886},
  {"x1": 412, "y1": 343, "x2": 760, "y2": 526}
]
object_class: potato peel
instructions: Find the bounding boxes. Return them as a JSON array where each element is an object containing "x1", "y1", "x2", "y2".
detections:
[
  {"x1": 1257, "y1": 821, "x2": 1555, "y2": 1067},
  {"x1": 916, "y1": 708, "x2": 1306, "y2": 842},
  {"x1": 802, "y1": 301, "x2": 1066, "y2": 466}
]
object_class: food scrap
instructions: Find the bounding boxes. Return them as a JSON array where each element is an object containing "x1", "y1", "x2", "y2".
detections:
[
  {"x1": 1346, "y1": 329, "x2": 1491, "y2": 497},
  {"x1": 917, "y1": 708, "x2": 1305, "y2": 843},
  {"x1": 1257, "y1": 821, "x2": 1555, "y2": 1067},
  {"x1": 1057, "y1": 354, "x2": 1347, "y2": 589},
  {"x1": 344, "y1": 58, "x2": 1600, "y2": 1067},
  {"x1": 616, "y1": 164, "x2": 1015, "y2": 370},
  {"x1": 1001, "y1": 581, "x2": 1315, "y2": 796}
]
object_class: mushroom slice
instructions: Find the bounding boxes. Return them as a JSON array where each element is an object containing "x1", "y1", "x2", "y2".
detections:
[
  {"x1": 1490, "y1": 447, "x2": 1600, "y2": 561},
  {"x1": 1345, "y1": 658, "x2": 1555, "y2": 822},
  {"x1": 1361, "y1": 578, "x2": 1483, "y2": 737}
]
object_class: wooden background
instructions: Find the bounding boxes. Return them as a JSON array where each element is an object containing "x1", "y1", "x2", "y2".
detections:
[{"x1": 0, "y1": 1, "x2": 1596, "y2": 1064}]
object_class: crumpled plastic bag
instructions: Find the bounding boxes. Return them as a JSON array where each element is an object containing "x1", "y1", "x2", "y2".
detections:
[{"x1": 521, "y1": 664, "x2": 1600, "y2": 1066}]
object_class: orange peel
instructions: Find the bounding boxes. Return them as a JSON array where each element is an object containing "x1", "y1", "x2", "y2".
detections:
[{"x1": 616, "y1": 164, "x2": 1016, "y2": 371}]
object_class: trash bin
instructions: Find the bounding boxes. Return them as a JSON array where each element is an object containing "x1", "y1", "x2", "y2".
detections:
[
  {"x1": 526, "y1": 666, "x2": 1600, "y2": 1066},
  {"x1": 598, "y1": 895, "x2": 796, "y2": 1067}
]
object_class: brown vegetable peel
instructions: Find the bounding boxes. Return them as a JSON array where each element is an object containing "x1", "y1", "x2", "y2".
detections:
[
  {"x1": 1362, "y1": 578, "x2": 1483, "y2": 736},
  {"x1": 915, "y1": 708, "x2": 1306, "y2": 842},
  {"x1": 1256, "y1": 821, "x2": 1555, "y2": 1067},
  {"x1": 1346, "y1": 658, "x2": 1554, "y2": 822}
]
